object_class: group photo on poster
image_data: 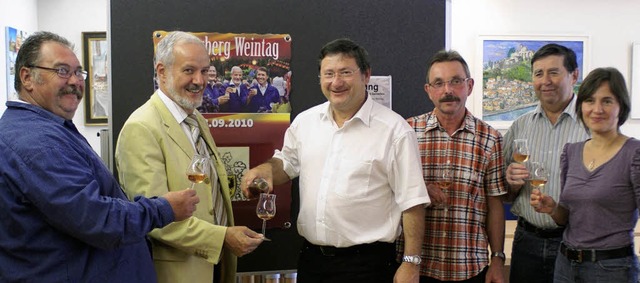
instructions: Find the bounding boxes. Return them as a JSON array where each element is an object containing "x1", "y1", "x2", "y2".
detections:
[{"x1": 153, "y1": 31, "x2": 292, "y2": 114}]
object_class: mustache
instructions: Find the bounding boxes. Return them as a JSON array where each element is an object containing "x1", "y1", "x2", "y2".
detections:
[
  {"x1": 187, "y1": 84, "x2": 204, "y2": 93},
  {"x1": 59, "y1": 86, "x2": 82, "y2": 97},
  {"x1": 439, "y1": 94, "x2": 460, "y2": 103}
]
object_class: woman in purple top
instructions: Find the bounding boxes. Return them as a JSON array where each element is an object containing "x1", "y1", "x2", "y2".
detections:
[{"x1": 531, "y1": 67, "x2": 640, "y2": 283}]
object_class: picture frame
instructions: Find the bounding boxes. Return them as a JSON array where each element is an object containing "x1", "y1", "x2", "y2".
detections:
[
  {"x1": 82, "y1": 32, "x2": 109, "y2": 125},
  {"x1": 474, "y1": 35, "x2": 590, "y2": 130},
  {"x1": 632, "y1": 42, "x2": 640, "y2": 119}
]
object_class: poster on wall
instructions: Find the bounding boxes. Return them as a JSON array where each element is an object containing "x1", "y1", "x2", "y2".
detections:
[
  {"x1": 152, "y1": 31, "x2": 292, "y2": 230},
  {"x1": 368, "y1": 75, "x2": 392, "y2": 109},
  {"x1": 5, "y1": 27, "x2": 29, "y2": 102}
]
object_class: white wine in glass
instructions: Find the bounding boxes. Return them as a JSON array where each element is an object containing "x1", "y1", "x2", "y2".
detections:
[
  {"x1": 529, "y1": 162, "x2": 548, "y2": 189},
  {"x1": 186, "y1": 154, "x2": 210, "y2": 189},
  {"x1": 434, "y1": 162, "x2": 453, "y2": 209},
  {"x1": 256, "y1": 193, "x2": 276, "y2": 241},
  {"x1": 513, "y1": 139, "x2": 530, "y2": 163}
]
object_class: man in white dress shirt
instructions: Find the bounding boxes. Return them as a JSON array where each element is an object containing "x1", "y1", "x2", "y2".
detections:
[{"x1": 241, "y1": 38, "x2": 430, "y2": 283}]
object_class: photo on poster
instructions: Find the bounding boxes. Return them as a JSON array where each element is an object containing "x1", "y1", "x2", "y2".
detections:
[{"x1": 152, "y1": 31, "x2": 292, "y2": 114}]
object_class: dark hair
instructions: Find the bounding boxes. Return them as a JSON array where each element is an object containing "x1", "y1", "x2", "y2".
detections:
[
  {"x1": 531, "y1": 43, "x2": 578, "y2": 73},
  {"x1": 318, "y1": 38, "x2": 370, "y2": 72},
  {"x1": 576, "y1": 67, "x2": 630, "y2": 128},
  {"x1": 425, "y1": 50, "x2": 471, "y2": 83},
  {"x1": 257, "y1": 66, "x2": 269, "y2": 76},
  {"x1": 14, "y1": 31, "x2": 73, "y2": 92}
]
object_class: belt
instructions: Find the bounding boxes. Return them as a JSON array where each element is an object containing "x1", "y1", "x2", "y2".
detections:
[
  {"x1": 517, "y1": 218, "x2": 564, "y2": 238},
  {"x1": 303, "y1": 240, "x2": 394, "y2": 257},
  {"x1": 560, "y1": 243, "x2": 633, "y2": 263}
]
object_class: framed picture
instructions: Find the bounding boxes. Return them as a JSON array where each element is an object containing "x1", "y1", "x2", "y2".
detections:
[
  {"x1": 474, "y1": 35, "x2": 589, "y2": 129},
  {"x1": 632, "y1": 42, "x2": 640, "y2": 119},
  {"x1": 82, "y1": 32, "x2": 109, "y2": 125},
  {"x1": 5, "y1": 27, "x2": 29, "y2": 101}
]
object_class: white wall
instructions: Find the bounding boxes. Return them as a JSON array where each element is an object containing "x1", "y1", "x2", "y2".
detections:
[
  {"x1": 451, "y1": 0, "x2": 640, "y2": 137},
  {"x1": 0, "y1": 0, "x2": 38, "y2": 114}
]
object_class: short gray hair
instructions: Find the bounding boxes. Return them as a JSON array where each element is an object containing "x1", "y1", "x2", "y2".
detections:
[{"x1": 155, "y1": 31, "x2": 204, "y2": 68}]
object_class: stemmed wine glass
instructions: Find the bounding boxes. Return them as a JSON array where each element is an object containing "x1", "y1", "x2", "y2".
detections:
[
  {"x1": 513, "y1": 139, "x2": 530, "y2": 163},
  {"x1": 435, "y1": 161, "x2": 453, "y2": 210},
  {"x1": 529, "y1": 162, "x2": 548, "y2": 190},
  {"x1": 256, "y1": 193, "x2": 276, "y2": 241},
  {"x1": 186, "y1": 154, "x2": 210, "y2": 189},
  {"x1": 528, "y1": 162, "x2": 548, "y2": 208}
]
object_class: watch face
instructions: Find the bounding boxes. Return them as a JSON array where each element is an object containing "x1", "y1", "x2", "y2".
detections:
[{"x1": 403, "y1": 255, "x2": 421, "y2": 264}]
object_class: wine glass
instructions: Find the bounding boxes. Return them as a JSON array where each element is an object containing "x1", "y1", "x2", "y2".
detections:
[
  {"x1": 529, "y1": 162, "x2": 548, "y2": 190},
  {"x1": 186, "y1": 154, "x2": 210, "y2": 189},
  {"x1": 256, "y1": 193, "x2": 276, "y2": 241},
  {"x1": 434, "y1": 161, "x2": 453, "y2": 210},
  {"x1": 513, "y1": 139, "x2": 530, "y2": 163}
]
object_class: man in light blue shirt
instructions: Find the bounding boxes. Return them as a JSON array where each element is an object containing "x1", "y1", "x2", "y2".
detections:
[{"x1": 503, "y1": 43, "x2": 590, "y2": 283}]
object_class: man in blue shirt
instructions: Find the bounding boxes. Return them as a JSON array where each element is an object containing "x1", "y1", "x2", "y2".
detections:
[
  {"x1": 0, "y1": 31, "x2": 200, "y2": 282},
  {"x1": 246, "y1": 67, "x2": 280, "y2": 113},
  {"x1": 198, "y1": 64, "x2": 227, "y2": 113},
  {"x1": 222, "y1": 66, "x2": 249, "y2": 112}
]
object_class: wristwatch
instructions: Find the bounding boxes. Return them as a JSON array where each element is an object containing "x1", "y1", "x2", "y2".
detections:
[
  {"x1": 402, "y1": 255, "x2": 422, "y2": 265},
  {"x1": 491, "y1": 251, "x2": 506, "y2": 261}
]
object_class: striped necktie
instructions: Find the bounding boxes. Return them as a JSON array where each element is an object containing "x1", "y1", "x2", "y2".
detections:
[{"x1": 184, "y1": 114, "x2": 227, "y2": 226}]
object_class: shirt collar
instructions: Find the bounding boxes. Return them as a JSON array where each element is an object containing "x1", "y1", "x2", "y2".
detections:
[
  {"x1": 6, "y1": 100, "x2": 67, "y2": 125},
  {"x1": 424, "y1": 109, "x2": 476, "y2": 135},
  {"x1": 532, "y1": 93, "x2": 580, "y2": 122},
  {"x1": 320, "y1": 93, "x2": 372, "y2": 127},
  {"x1": 157, "y1": 89, "x2": 190, "y2": 124}
]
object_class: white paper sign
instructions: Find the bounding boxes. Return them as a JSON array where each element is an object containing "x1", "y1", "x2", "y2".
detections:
[{"x1": 368, "y1": 75, "x2": 392, "y2": 109}]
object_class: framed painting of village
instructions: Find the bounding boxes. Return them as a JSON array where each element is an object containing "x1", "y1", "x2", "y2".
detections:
[{"x1": 474, "y1": 35, "x2": 589, "y2": 129}]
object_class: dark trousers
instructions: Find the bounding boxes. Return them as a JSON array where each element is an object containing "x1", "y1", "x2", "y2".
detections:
[
  {"x1": 509, "y1": 219, "x2": 563, "y2": 283},
  {"x1": 419, "y1": 267, "x2": 488, "y2": 283},
  {"x1": 297, "y1": 240, "x2": 398, "y2": 283}
]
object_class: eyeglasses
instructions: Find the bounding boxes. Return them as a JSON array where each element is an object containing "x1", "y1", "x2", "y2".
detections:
[
  {"x1": 318, "y1": 69, "x2": 359, "y2": 81},
  {"x1": 428, "y1": 78, "x2": 471, "y2": 90},
  {"x1": 27, "y1": 65, "x2": 88, "y2": 80}
]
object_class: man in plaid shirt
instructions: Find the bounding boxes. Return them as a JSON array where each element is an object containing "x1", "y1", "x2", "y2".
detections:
[{"x1": 397, "y1": 50, "x2": 507, "y2": 283}]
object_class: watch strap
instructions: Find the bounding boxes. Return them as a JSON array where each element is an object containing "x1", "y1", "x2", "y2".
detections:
[{"x1": 491, "y1": 251, "x2": 506, "y2": 261}]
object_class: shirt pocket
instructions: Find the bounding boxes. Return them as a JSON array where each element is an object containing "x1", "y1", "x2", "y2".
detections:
[{"x1": 334, "y1": 158, "x2": 372, "y2": 199}]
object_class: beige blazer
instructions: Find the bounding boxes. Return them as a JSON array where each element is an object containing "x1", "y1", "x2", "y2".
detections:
[{"x1": 115, "y1": 92, "x2": 236, "y2": 283}]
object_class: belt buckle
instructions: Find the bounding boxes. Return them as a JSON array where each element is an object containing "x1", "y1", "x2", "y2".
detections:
[
  {"x1": 319, "y1": 246, "x2": 336, "y2": 256},
  {"x1": 575, "y1": 250, "x2": 582, "y2": 263}
]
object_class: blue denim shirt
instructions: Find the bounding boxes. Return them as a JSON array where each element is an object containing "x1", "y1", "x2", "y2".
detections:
[{"x1": 0, "y1": 101, "x2": 174, "y2": 282}]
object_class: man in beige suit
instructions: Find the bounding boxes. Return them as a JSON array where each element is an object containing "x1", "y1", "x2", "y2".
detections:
[{"x1": 116, "y1": 31, "x2": 264, "y2": 283}]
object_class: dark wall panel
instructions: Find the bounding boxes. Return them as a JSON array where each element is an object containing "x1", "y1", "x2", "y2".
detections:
[{"x1": 110, "y1": 0, "x2": 445, "y2": 272}]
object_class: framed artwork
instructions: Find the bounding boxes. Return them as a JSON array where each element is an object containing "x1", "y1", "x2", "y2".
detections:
[
  {"x1": 5, "y1": 27, "x2": 29, "y2": 101},
  {"x1": 632, "y1": 42, "x2": 640, "y2": 119},
  {"x1": 82, "y1": 32, "x2": 109, "y2": 125},
  {"x1": 474, "y1": 35, "x2": 589, "y2": 129}
]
